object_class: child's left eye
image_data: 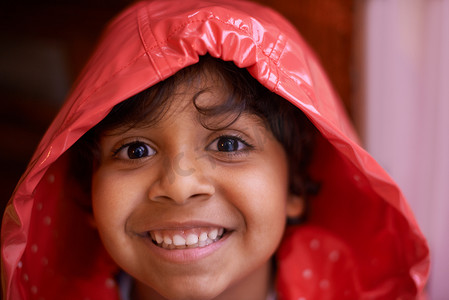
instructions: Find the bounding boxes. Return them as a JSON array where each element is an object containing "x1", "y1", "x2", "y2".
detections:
[
  {"x1": 114, "y1": 141, "x2": 155, "y2": 160},
  {"x1": 208, "y1": 136, "x2": 251, "y2": 152}
]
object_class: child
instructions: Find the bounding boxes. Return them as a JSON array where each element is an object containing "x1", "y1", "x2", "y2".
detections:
[{"x1": 1, "y1": 0, "x2": 429, "y2": 299}]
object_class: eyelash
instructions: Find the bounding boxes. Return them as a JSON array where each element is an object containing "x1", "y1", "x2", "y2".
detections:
[
  {"x1": 208, "y1": 134, "x2": 254, "y2": 156},
  {"x1": 111, "y1": 134, "x2": 254, "y2": 161},
  {"x1": 112, "y1": 140, "x2": 155, "y2": 160}
]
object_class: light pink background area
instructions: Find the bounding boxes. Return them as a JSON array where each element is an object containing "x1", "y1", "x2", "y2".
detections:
[{"x1": 357, "y1": 0, "x2": 449, "y2": 298}]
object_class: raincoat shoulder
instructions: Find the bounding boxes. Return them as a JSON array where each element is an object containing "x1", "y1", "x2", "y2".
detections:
[{"x1": 1, "y1": 0, "x2": 429, "y2": 299}]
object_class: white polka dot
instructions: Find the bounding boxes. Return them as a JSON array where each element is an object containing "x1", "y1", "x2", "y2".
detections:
[
  {"x1": 41, "y1": 257, "x2": 49, "y2": 266},
  {"x1": 353, "y1": 175, "x2": 360, "y2": 181},
  {"x1": 298, "y1": 297, "x2": 307, "y2": 300},
  {"x1": 329, "y1": 250, "x2": 340, "y2": 262},
  {"x1": 31, "y1": 244, "x2": 38, "y2": 253},
  {"x1": 105, "y1": 278, "x2": 115, "y2": 288},
  {"x1": 309, "y1": 239, "x2": 320, "y2": 250},
  {"x1": 36, "y1": 203, "x2": 43, "y2": 211},
  {"x1": 23, "y1": 274, "x2": 29, "y2": 281},
  {"x1": 302, "y1": 269, "x2": 313, "y2": 279},
  {"x1": 319, "y1": 279, "x2": 330, "y2": 289},
  {"x1": 17, "y1": 261, "x2": 23, "y2": 268},
  {"x1": 47, "y1": 174, "x2": 55, "y2": 183},
  {"x1": 43, "y1": 216, "x2": 52, "y2": 225},
  {"x1": 31, "y1": 285, "x2": 38, "y2": 294}
]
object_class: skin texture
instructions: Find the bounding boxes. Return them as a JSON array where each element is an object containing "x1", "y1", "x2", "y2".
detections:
[{"x1": 91, "y1": 77, "x2": 303, "y2": 300}]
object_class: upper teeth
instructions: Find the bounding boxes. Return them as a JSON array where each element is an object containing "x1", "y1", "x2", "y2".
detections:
[{"x1": 149, "y1": 228, "x2": 224, "y2": 249}]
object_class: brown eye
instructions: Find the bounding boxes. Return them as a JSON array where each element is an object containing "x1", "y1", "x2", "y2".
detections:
[
  {"x1": 210, "y1": 135, "x2": 250, "y2": 153},
  {"x1": 128, "y1": 143, "x2": 149, "y2": 159},
  {"x1": 116, "y1": 141, "x2": 155, "y2": 160},
  {"x1": 217, "y1": 137, "x2": 240, "y2": 152}
]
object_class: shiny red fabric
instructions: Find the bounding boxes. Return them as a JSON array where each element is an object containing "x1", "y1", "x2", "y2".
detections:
[{"x1": 1, "y1": 0, "x2": 429, "y2": 299}]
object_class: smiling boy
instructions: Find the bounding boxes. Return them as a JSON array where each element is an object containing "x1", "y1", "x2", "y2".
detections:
[
  {"x1": 88, "y1": 57, "x2": 308, "y2": 299},
  {"x1": 1, "y1": 0, "x2": 429, "y2": 299}
]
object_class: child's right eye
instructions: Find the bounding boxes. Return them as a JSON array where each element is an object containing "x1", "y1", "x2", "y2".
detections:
[{"x1": 114, "y1": 141, "x2": 155, "y2": 160}]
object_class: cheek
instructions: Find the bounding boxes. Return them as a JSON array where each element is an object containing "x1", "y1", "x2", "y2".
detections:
[
  {"x1": 249, "y1": 157, "x2": 290, "y2": 238},
  {"x1": 91, "y1": 170, "x2": 141, "y2": 244},
  {"x1": 225, "y1": 161, "x2": 289, "y2": 240},
  {"x1": 90, "y1": 169, "x2": 152, "y2": 275}
]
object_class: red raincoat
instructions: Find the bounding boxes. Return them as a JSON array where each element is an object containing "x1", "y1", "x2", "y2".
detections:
[{"x1": 1, "y1": 0, "x2": 429, "y2": 299}]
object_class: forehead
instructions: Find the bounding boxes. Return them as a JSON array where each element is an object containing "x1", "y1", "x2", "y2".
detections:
[
  {"x1": 96, "y1": 57, "x2": 259, "y2": 135},
  {"x1": 174, "y1": 73, "x2": 228, "y2": 106}
]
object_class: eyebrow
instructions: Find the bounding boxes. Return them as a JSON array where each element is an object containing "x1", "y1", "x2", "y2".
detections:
[{"x1": 102, "y1": 109, "x2": 268, "y2": 139}]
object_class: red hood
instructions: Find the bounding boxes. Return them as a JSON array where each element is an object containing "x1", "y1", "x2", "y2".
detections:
[{"x1": 1, "y1": 0, "x2": 429, "y2": 299}]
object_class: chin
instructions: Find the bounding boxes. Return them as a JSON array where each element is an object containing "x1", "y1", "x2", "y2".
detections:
[
  {"x1": 156, "y1": 287, "x2": 224, "y2": 300},
  {"x1": 144, "y1": 276, "x2": 229, "y2": 300}
]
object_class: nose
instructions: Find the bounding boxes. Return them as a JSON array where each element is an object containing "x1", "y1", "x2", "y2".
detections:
[{"x1": 148, "y1": 152, "x2": 215, "y2": 204}]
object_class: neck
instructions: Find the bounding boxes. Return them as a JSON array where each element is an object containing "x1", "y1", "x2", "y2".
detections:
[{"x1": 133, "y1": 260, "x2": 273, "y2": 300}]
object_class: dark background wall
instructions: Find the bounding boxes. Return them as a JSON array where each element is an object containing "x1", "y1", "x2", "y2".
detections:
[{"x1": 0, "y1": 0, "x2": 354, "y2": 219}]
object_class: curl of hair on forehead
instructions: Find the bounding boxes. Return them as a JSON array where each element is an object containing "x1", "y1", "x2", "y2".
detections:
[
  {"x1": 96, "y1": 55, "x2": 252, "y2": 135},
  {"x1": 69, "y1": 54, "x2": 319, "y2": 218}
]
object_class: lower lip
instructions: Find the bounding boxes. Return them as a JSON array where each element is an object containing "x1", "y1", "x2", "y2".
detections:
[{"x1": 144, "y1": 233, "x2": 230, "y2": 263}]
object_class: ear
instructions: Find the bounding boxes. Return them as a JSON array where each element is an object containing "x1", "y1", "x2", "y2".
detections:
[{"x1": 286, "y1": 194, "x2": 305, "y2": 219}]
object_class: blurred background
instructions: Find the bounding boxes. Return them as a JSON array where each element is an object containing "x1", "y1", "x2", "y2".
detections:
[{"x1": 0, "y1": 0, "x2": 447, "y2": 298}]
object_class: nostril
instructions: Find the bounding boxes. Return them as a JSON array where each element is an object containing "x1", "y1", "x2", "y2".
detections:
[
  {"x1": 187, "y1": 191, "x2": 215, "y2": 202},
  {"x1": 148, "y1": 172, "x2": 215, "y2": 204},
  {"x1": 191, "y1": 193, "x2": 208, "y2": 198},
  {"x1": 149, "y1": 195, "x2": 172, "y2": 203}
]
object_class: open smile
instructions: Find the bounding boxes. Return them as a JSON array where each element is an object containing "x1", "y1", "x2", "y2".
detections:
[{"x1": 148, "y1": 227, "x2": 226, "y2": 249}]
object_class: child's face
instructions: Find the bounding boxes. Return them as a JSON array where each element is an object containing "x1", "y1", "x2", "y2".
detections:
[{"x1": 91, "y1": 77, "x2": 301, "y2": 299}]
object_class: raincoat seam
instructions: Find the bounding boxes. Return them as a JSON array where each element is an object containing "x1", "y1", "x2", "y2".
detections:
[
  {"x1": 141, "y1": 6, "x2": 174, "y2": 79},
  {"x1": 144, "y1": 18, "x2": 209, "y2": 52},
  {"x1": 137, "y1": 7, "x2": 163, "y2": 80},
  {"x1": 274, "y1": 44, "x2": 314, "y2": 95},
  {"x1": 166, "y1": 18, "x2": 209, "y2": 43},
  {"x1": 263, "y1": 32, "x2": 278, "y2": 59},
  {"x1": 271, "y1": 34, "x2": 287, "y2": 92},
  {"x1": 67, "y1": 53, "x2": 145, "y2": 122}
]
